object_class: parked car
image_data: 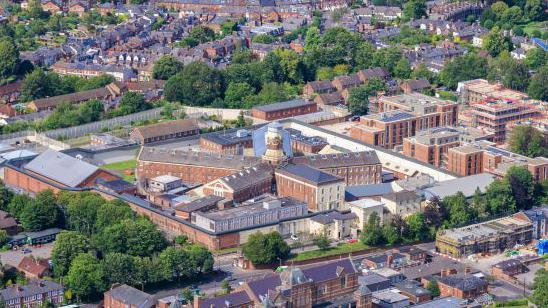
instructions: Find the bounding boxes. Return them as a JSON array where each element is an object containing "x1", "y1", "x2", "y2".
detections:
[
  {"x1": 22, "y1": 248, "x2": 32, "y2": 254},
  {"x1": 290, "y1": 234, "x2": 299, "y2": 241}
]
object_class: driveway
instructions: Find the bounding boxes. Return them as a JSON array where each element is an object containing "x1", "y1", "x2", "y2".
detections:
[{"x1": 0, "y1": 243, "x2": 54, "y2": 268}]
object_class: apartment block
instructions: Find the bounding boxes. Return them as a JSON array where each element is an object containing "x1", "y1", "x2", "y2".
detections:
[
  {"x1": 470, "y1": 98, "x2": 540, "y2": 142},
  {"x1": 457, "y1": 79, "x2": 529, "y2": 104},
  {"x1": 403, "y1": 127, "x2": 495, "y2": 169},
  {"x1": 447, "y1": 145, "x2": 485, "y2": 176}
]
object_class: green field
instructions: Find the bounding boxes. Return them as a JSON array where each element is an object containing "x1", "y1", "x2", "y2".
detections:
[
  {"x1": 102, "y1": 160, "x2": 136, "y2": 182},
  {"x1": 289, "y1": 241, "x2": 370, "y2": 262},
  {"x1": 523, "y1": 21, "x2": 547, "y2": 37}
]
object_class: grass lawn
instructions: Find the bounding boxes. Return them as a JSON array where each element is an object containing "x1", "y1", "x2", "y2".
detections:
[
  {"x1": 102, "y1": 160, "x2": 136, "y2": 182},
  {"x1": 523, "y1": 21, "x2": 547, "y2": 37},
  {"x1": 213, "y1": 247, "x2": 238, "y2": 255},
  {"x1": 102, "y1": 159, "x2": 137, "y2": 170},
  {"x1": 289, "y1": 241, "x2": 370, "y2": 262}
]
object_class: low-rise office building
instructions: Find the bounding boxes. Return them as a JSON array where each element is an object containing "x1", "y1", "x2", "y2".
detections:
[
  {"x1": 380, "y1": 190, "x2": 422, "y2": 218},
  {"x1": 436, "y1": 215, "x2": 533, "y2": 258},
  {"x1": 191, "y1": 196, "x2": 308, "y2": 233}
]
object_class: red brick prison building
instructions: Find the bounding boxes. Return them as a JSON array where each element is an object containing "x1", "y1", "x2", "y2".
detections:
[
  {"x1": 251, "y1": 99, "x2": 317, "y2": 121},
  {"x1": 275, "y1": 164, "x2": 346, "y2": 212},
  {"x1": 130, "y1": 119, "x2": 200, "y2": 145},
  {"x1": 292, "y1": 151, "x2": 382, "y2": 186},
  {"x1": 4, "y1": 149, "x2": 122, "y2": 194},
  {"x1": 136, "y1": 147, "x2": 262, "y2": 185},
  {"x1": 437, "y1": 274, "x2": 488, "y2": 300},
  {"x1": 199, "y1": 128, "x2": 254, "y2": 155},
  {"x1": 202, "y1": 163, "x2": 274, "y2": 203},
  {"x1": 196, "y1": 259, "x2": 372, "y2": 308}
]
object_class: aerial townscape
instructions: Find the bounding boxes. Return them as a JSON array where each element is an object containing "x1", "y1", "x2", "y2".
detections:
[{"x1": 0, "y1": 0, "x2": 546, "y2": 307}]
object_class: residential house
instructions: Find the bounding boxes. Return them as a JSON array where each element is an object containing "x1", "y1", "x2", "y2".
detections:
[
  {"x1": 0, "y1": 280, "x2": 64, "y2": 308},
  {"x1": 17, "y1": 257, "x2": 51, "y2": 279}
]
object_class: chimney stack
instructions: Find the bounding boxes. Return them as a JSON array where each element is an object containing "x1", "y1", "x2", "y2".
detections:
[{"x1": 386, "y1": 253, "x2": 393, "y2": 268}]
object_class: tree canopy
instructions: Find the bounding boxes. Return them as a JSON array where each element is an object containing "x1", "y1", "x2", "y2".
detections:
[{"x1": 242, "y1": 231, "x2": 290, "y2": 265}]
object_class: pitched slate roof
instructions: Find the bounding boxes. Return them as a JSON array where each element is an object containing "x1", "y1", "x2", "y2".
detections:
[
  {"x1": 29, "y1": 87, "x2": 111, "y2": 110},
  {"x1": 381, "y1": 190, "x2": 420, "y2": 202},
  {"x1": 438, "y1": 274, "x2": 487, "y2": 291},
  {"x1": 199, "y1": 290, "x2": 251, "y2": 308},
  {"x1": 132, "y1": 119, "x2": 199, "y2": 140},
  {"x1": 105, "y1": 284, "x2": 156, "y2": 308},
  {"x1": 292, "y1": 151, "x2": 380, "y2": 169},
  {"x1": 276, "y1": 164, "x2": 344, "y2": 185},
  {"x1": 0, "y1": 280, "x2": 63, "y2": 301},
  {"x1": 24, "y1": 150, "x2": 99, "y2": 187}
]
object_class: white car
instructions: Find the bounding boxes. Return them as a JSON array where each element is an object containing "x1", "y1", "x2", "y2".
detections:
[{"x1": 290, "y1": 234, "x2": 299, "y2": 241}]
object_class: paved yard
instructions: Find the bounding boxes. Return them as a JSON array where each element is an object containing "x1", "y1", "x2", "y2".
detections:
[{"x1": 0, "y1": 243, "x2": 54, "y2": 268}]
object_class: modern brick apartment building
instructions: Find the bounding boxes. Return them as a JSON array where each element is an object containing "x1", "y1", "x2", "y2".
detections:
[
  {"x1": 402, "y1": 127, "x2": 495, "y2": 169},
  {"x1": 470, "y1": 98, "x2": 540, "y2": 142},
  {"x1": 275, "y1": 164, "x2": 346, "y2": 212},
  {"x1": 446, "y1": 144, "x2": 485, "y2": 176},
  {"x1": 196, "y1": 259, "x2": 372, "y2": 308},
  {"x1": 251, "y1": 99, "x2": 317, "y2": 121},
  {"x1": 350, "y1": 111, "x2": 434, "y2": 148},
  {"x1": 292, "y1": 151, "x2": 382, "y2": 185}
]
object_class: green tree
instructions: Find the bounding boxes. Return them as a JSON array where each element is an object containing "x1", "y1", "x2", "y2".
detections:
[
  {"x1": 316, "y1": 67, "x2": 334, "y2": 80},
  {"x1": 236, "y1": 111, "x2": 246, "y2": 127},
  {"x1": 66, "y1": 193, "x2": 105, "y2": 236},
  {"x1": 439, "y1": 54, "x2": 488, "y2": 90},
  {"x1": 442, "y1": 192, "x2": 473, "y2": 227},
  {"x1": 232, "y1": 50, "x2": 255, "y2": 65},
  {"x1": 426, "y1": 280, "x2": 440, "y2": 297},
  {"x1": 159, "y1": 247, "x2": 192, "y2": 281},
  {"x1": 406, "y1": 213, "x2": 429, "y2": 241},
  {"x1": 0, "y1": 230, "x2": 8, "y2": 246},
  {"x1": 471, "y1": 187, "x2": 488, "y2": 218},
  {"x1": 0, "y1": 38, "x2": 18, "y2": 80},
  {"x1": 355, "y1": 41, "x2": 376, "y2": 69},
  {"x1": 485, "y1": 179, "x2": 516, "y2": 215},
  {"x1": 65, "y1": 253, "x2": 106, "y2": 301},
  {"x1": 508, "y1": 125, "x2": 546, "y2": 157},
  {"x1": 360, "y1": 212, "x2": 384, "y2": 246},
  {"x1": 241, "y1": 231, "x2": 290, "y2": 265},
  {"x1": 505, "y1": 166, "x2": 534, "y2": 210},
  {"x1": 114, "y1": 92, "x2": 152, "y2": 116},
  {"x1": 382, "y1": 223, "x2": 400, "y2": 245},
  {"x1": 488, "y1": 53, "x2": 529, "y2": 91},
  {"x1": 412, "y1": 63, "x2": 435, "y2": 83},
  {"x1": 133, "y1": 256, "x2": 164, "y2": 290},
  {"x1": 313, "y1": 230, "x2": 331, "y2": 250},
  {"x1": 7, "y1": 194, "x2": 32, "y2": 218},
  {"x1": 524, "y1": 48, "x2": 547, "y2": 70},
  {"x1": 20, "y1": 69, "x2": 54, "y2": 102},
  {"x1": 252, "y1": 34, "x2": 275, "y2": 44},
  {"x1": 20, "y1": 190, "x2": 60, "y2": 231},
  {"x1": 51, "y1": 231, "x2": 91, "y2": 277},
  {"x1": 101, "y1": 253, "x2": 136, "y2": 286},
  {"x1": 393, "y1": 58, "x2": 412, "y2": 79},
  {"x1": 220, "y1": 21, "x2": 238, "y2": 35},
  {"x1": 153, "y1": 56, "x2": 184, "y2": 80},
  {"x1": 524, "y1": 0, "x2": 545, "y2": 21},
  {"x1": 186, "y1": 244, "x2": 214, "y2": 274},
  {"x1": 483, "y1": 28, "x2": 513, "y2": 57},
  {"x1": 0, "y1": 181, "x2": 13, "y2": 211},
  {"x1": 403, "y1": 0, "x2": 427, "y2": 20},
  {"x1": 530, "y1": 269, "x2": 548, "y2": 307},
  {"x1": 164, "y1": 62, "x2": 224, "y2": 106},
  {"x1": 221, "y1": 279, "x2": 232, "y2": 294},
  {"x1": 188, "y1": 26, "x2": 216, "y2": 44},
  {"x1": 527, "y1": 66, "x2": 548, "y2": 101},
  {"x1": 348, "y1": 86, "x2": 370, "y2": 115},
  {"x1": 224, "y1": 82, "x2": 254, "y2": 108},
  {"x1": 304, "y1": 26, "x2": 321, "y2": 50}
]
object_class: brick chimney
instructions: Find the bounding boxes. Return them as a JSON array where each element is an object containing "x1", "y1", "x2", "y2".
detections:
[
  {"x1": 386, "y1": 253, "x2": 393, "y2": 268},
  {"x1": 193, "y1": 295, "x2": 201, "y2": 308}
]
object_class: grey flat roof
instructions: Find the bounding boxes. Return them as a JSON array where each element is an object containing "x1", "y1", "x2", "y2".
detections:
[
  {"x1": 24, "y1": 150, "x2": 99, "y2": 187},
  {"x1": 413, "y1": 297, "x2": 462, "y2": 308},
  {"x1": 424, "y1": 173, "x2": 495, "y2": 199},
  {"x1": 277, "y1": 164, "x2": 343, "y2": 185}
]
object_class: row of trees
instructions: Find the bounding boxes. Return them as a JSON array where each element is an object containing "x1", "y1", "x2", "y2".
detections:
[
  {"x1": 0, "y1": 186, "x2": 215, "y2": 301},
  {"x1": 480, "y1": 0, "x2": 545, "y2": 36},
  {"x1": 362, "y1": 166, "x2": 547, "y2": 246},
  {"x1": 47, "y1": 191, "x2": 214, "y2": 301}
]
